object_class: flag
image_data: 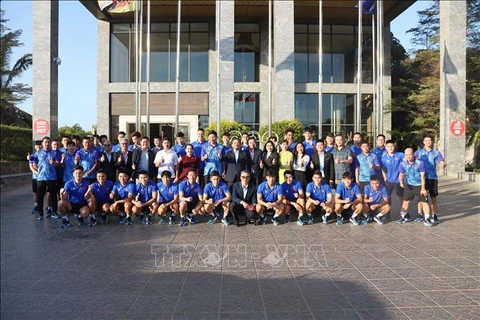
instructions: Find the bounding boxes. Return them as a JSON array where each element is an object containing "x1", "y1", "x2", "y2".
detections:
[
  {"x1": 355, "y1": 0, "x2": 375, "y2": 15},
  {"x1": 98, "y1": 0, "x2": 136, "y2": 14}
]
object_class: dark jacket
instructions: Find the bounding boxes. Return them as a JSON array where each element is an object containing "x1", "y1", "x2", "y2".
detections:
[
  {"x1": 132, "y1": 147, "x2": 157, "y2": 180},
  {"x1": 224, "y1": 149, "x2": 249, "y2": 184},
  {"x1": 114, "y1": 150, "x2": 134, "y2": 180},
  {"x1": 99, "y1": 151, "x2": 117, "y2": 182},
  {"x1": 310, "y1": 151, "x2": 335, "y2": 183},
  {"x1": 261, "y1": 151, "x2": 280, "y2": 178},
  {"x1": 246, "y1": 149, "x2": 263, "y2": 182},
  {"x1": 231, "y1": 181, "x2": 257, "y2": 205}
]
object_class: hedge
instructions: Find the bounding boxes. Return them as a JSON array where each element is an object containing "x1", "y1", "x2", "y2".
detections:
[
  {"x1": 0, "y1": 125, "x2": 33, "y2": 162},
  {"x1": 259, "y1": 120, "x2": 305, "y2": 143}
]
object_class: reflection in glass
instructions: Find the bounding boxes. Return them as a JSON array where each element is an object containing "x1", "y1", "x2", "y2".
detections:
[
  {"x1": 234, "y1": 93, "x2": 259, "y2": 131},
  {"x1": 235, "y1": 24, "x2": 260, "y2": 82}
]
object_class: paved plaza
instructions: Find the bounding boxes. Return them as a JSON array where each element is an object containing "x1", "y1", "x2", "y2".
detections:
[{"x1": 1, "y1": 176, "x2": 479, "y2": 319}]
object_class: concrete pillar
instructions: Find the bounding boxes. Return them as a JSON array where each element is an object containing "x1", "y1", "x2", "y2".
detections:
[
  {"x1": 218, "y1": 1, "x2": 235, "y2": 121},
  {"x1": 440, "y1": 0, "x2": 466, "y2": 174},
  {"x1": 97, "y1": 20, "x2": 110, "y2": 136},
  {"x1": 273, "y1": 0, "x2": 295, "y2": 120},
  {"x1": 32, "y1": 0, "x2": 59, "y2": 140}
]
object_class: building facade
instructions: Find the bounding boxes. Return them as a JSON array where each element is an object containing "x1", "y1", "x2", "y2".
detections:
[{"x1": 76, "y1": 0, "x2": 416, "y2": 142}]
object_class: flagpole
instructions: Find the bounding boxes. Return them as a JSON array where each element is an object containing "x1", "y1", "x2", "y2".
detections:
[
  {"x1": 318, "y1": 0, "x2": 323, "y2": 138},
  {"x1": 138, "y1": 0, "x2": 144, "y2": 133},
  {"x1": 378, "y1": 0, "x2": 384, "y2": 134},
  {"x1": 356, "y1": 0, "x2": 363, "y2": 133},
  {"x1": 268, "y1": 0, "x2": 272, "y2": 137},
  {"x1": 216, "y1": 0, "x2": 221, "y2": 135},
  {"x1": 135, "y1": 0, "x2": 140, "y2": 132},
  {"x1": 372, "y1": 12, "x2": 377, "y2": 138},
  {"x1": 174, "y1": 0, "x2": 182, "y2": 137},
  {"x1": 146, "y1": 0, "x2": 151, "y2": 138}
]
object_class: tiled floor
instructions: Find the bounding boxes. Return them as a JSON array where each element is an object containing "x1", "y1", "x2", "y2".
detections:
[{"x1": 1, "y1": 176, "x2": 479, "y2": 319}]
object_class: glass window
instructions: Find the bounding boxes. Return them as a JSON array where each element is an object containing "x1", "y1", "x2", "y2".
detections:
[
  {"x1": 111, "y1": 22, "x2": 209, "y2": 83},
  {"x1": 234, "y1": 93, "x2": 259, "y2": 131},
  {"x1": 199, "y1": 115, "x2": 209, "y2": 130},
  {"x1": 235, "y1": 24, "x2": 260, "y2": 82}
]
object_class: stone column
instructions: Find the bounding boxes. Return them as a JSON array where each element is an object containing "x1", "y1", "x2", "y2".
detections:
[
  {"x1": 219, "y1": 0, "x2": 235, "y2": 121},
  {"x1": 440, "y1": 0, "x2": 466, "y2": 175},
  {"x1": 32, "y1": 0, "x2": 59, "y2": 140},
  {"x1": 273, "y1": 0, "x2": 295, "y2": 121},
  {"x1": 97, "y1": 20, "x2": 110, "y2": 136}
]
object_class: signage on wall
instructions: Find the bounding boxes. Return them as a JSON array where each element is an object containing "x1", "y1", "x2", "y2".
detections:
[
  {"x1": 33, "y1": 118, "x2": 50, "y2": 135},
  {"x1": 449, "y1": 120, "x2": 465, "y2": 137}
]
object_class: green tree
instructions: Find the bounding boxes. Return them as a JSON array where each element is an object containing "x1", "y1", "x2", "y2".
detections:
[
  {"x1": 58, "y1": 123, "x2": 90, "y2": 139},
  {"x1": 0, "y1": 9, "x2": 32, "y2": 128},
  {"x1": 259, "y1": 120, "x2": 304, "y2": 143},
  {"x1": 205, "y1": 120, "x2": 250, "y2": 139}
]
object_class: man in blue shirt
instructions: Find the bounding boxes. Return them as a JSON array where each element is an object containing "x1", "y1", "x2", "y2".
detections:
[
  {"x1": 398, "y1": 148, "x2": 433, "y2": 227},
  {"x1": 305, "y1": 170, "x2": 334, "y2": 225},
  {"x1": 414, "y1": 135, "x2": 446, "y2": 223},
  {"x1": 355, "y1": 141, "x2": 381, "y2": 191},
  {"x1": 201, "y1": 130, "x2": 224, "y2": 186},
  {"x1": 58, "y1": 165, "x2": 91, "y2": 228},
  {"x1": 203, "y1": 171, "x2": 231, "y2": 225},
  {"x1": 85, "y1": 169, "x2": 113, "y2": 224},
  {"x1": 363, "y1": 175, "x2": 390, "y2": 225},
  {"x1": 256, "y1": 170, "x2": 284, "y2": 225},
  {"x1": 281, "y1": 170, "x2": 306, "y2": 224},
  {"x1": 178, "y1": 168, "x2": 204, "y2": 226},
  {"x1": 28, "y1": 140, "x2": 42, "y2": 215},
  {"x1": 132, "y1": 171, "x2": 158, "y2": 225},
  {"x1": 74, "y1": 137, "x2": 100, "y2": 183},
  {"x1": 172, "y1": 132, "x2": 187, "y2": 157},
  {"x1": 192, "y1": 128, "x2": 207, "y2": 186},
  {"x1": 31, "y1": 136, "x2": 61, "y2": 220},
  {"x1": 373, "y1": 134, "x2": 387, "y2": 181},
  {"x1": 157, "y1": 170, "x2": 179, "y2": 225},
  {"x1": 381, "y1": 140, "x2": 405, "y2": 209},
  {"x1": 334, "y1": 172, "x2": 363, "y2": 225},
  {"x1": 349, "y1": 132, "x2": 363, "y2": 179},
  {"x1": 109, "y1": 169, "x2": 135, "y2": 225}
]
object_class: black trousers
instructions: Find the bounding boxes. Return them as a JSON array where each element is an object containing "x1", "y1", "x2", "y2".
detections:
[
  {"x1": 230, "y1": 203, "x2": 257, "y2": 223},
  {"x1": 37, "y1": 180, "x2": 58, "y2": 213}
]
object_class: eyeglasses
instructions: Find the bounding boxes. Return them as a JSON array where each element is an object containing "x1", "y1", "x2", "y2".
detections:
[{"x1": 240, "y1": 176, "x2": 250, "y2": 179}]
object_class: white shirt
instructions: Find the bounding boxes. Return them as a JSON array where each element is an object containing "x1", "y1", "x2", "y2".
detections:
[
  {"x1": 293, "y1": 154, "x2": 310, "y2": 172},
  {"x1": 154, "y1": 149, "x2": 178, "y2": 178}
]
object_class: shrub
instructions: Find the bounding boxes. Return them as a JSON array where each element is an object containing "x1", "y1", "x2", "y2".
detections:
[
  {"x1": 0, "y1": 125, "x2": 32, "y2": 161},
  {"x1": 205, "y1": 121, "x2": 250, "y2": 140},
  {"x1": 259, "y1": 120, "x2": 304, "y2": 143}
]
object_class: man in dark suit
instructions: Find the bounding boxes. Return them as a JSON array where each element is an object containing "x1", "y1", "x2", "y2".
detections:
[
  {"x1": 114, "y1": 138, "x2": 134, "y2": 181},
  {"x1": 132, "y1": 136, "x2": 157, "y2": 181},
  {"x1": 246, "y1": 137, "x2": 263, "y2": 187},
  {"x1": 310, "y1": 139, "x2": 335, "y2": 188},
  {"x1": 98, "y1": 140, "x2": 117, "y2": 182},
  {"x1": 223, "y1": 138, "x2": 248, "y2": 188},
  {"x1": 230, "y1": 170, "x2": 258, "y2": 226}
]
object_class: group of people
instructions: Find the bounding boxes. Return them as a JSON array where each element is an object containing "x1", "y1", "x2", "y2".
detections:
[{"x1": 28, "y1": 127, "x2": 445, "y2": 228}]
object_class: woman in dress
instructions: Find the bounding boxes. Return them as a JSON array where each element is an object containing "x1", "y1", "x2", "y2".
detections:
[
  {"x1": 278, "y1": 140, "x2": 293, "y2": 184},
  {"x1": 292, "y1": 142, "x2": 310, "y2": 188}
]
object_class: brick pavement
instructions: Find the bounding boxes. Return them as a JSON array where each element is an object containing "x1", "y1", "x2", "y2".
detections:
[{"x1": 1, "y1": 176, "x2": 479, "y2": 319}]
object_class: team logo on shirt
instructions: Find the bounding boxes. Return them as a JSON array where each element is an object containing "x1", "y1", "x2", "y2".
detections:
[
  {"x1": 168, "y1": 190, "x2": 172, "y2": 194},
  {"x1": 292, "y1": 187, "x2": 297, "y2": 192},
  {"x1": 350, "y1": 191, "x2": 355, "y2": 195},
  {"x1": 82, "y1": 186, "x2": 87, "y2": 190},
  {"x1": 148, "y1": 188, "x2": 151, "y2": 192}
]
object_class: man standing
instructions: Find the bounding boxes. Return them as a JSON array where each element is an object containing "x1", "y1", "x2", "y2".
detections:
[
  {"x1": 310, "y1": 139, "x2": 335, "y2": 188},
  {"x1": 398, "y1": 148, "x2": 434, "y2": 227},
  {"x1": 201, "y1": 130, "x2": 224, "y2": 186},
  {"x1": 331, "y1": 134, "x2": 353, "y2": 185},
  {"x1": 114, "y1": 138, "x2": 134, "y2": 179},
  {"x1": 172, "y1": 132, "x2": 187, "y2": 157},
  {"x1": 414, "y1": 135, "x2": 446, "y2": 223},
  {"x1": 132, "y1": 136, "x2": 157, "y2": 182},
  {"x1": 223, "y1": 138, "x2": 248, "y2": 188},
  {"x1": 381, "y1": 140, "x2": 404, "y2": 212},
  {"x1": 192, "y1": 128, "x2": 207, "y2": 186},
  {"x1": 246, "y1": 137, "x2": 263, "y2": 187},
  {"x1": 230, "y1": 170, "x2": 257, "y2": 226},
  {"x1": 98, "y1": 140, "x2": 117, "y2": 182},
  {"x1": 74, "y1": 137, "x2": 100, "y2": 184},
  {"x1": 355, "y1": 141, "x2": 381, "y2": 192}
]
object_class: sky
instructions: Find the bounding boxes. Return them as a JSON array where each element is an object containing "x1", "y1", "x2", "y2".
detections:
[{"x1": 3, "y1": 0, "x2": 432, "y2": 131}]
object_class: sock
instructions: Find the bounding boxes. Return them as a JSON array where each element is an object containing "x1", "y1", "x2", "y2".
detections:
[
  {"x1": 260, "y1": 214, "x2": 264, "y2": 218},
  {"x1": 34, "y1": 203, "x2": 38, "y2": 207},
  {"x1": 273, "y1": 214, "x2": 279, "y2": 218},
  {"x1": 376, "y1": 213, "x2": 381, "y2": 218},
  {"x1": 400, "y1": 211, "x2": 407, "y2": 218},
  {"x1": 63, "y1": 216, "x2": 69, "y2": 222}
]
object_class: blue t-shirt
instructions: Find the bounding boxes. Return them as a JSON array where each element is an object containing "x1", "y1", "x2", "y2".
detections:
[
  {"x1": 350, "y1": 145, "x2": 362, "y2": 174},
  {"x1": 33, "y1": 149, "x2": 58, "y2": 181},
  {"x1": 355, "y1": 153, "x2": 380, "y2": 182},
  {"x1": 179, "y1": 180, "x2": 203, "y2": 199},
  {"x1": 29, "y1": 153, "x2": 38, "y2": 179},
  {"x1": 222, "y1": 145, "x2": 233, "y2": 156},
  {"x1": 172, "y1": 144, "x2": 186, "y2": 157},
  {"x1": 373, "y1": 146, "x2": 387, "y2": 158},
  {"x1": 111, "y1": 182, "x2": 135, "y2": 200},
  {"x1": 288, "y1": 142, "x2": 297, "y2": 152},
  {"x1": 399, "y1": 160, "x2": 425, "y2": 187},
  {"x1": 202, "y1": 143, "x2": 224, "y2": 176},
  {"x1": 324, "y1": 145, "x2": 334, "y2": 153},
  {"x1": 363, "y1": 184, "x2": 388, "y2": 204},
  {"x1": 90, "y1": 180, "x2": 114, "y2": 204},
  {"x1": 257, "y1": 181, "x2": 283, "y2": 203},
  {"x1": 62, "y1": 152, "x2": 77, "y2": 182},
  {"x1": 414, "y1": 148, "x2": 444, "y2": 179},
  {"x1": 54, "y1": 150, "x2": 64, "y2": 180},
  {"x1": 381, "y1": 152, "x2": 404, "y2": 183},
  {"x1": 306, "y1": 182, "x2": 332, "y2": 203},
  {"x1": 192, "y1": 140, "x2": 207, "y2": 170},
  {"x1": 75, "y1": 148, "x2": 99, "y2": 179},
  {"x1": 281, "y1": 179, "x2": 304, "y2": 201},
  {"x1": 135, "y1": 181, "x2": 158, "y2": 202},
  {"x1": 336, "y1": 182, "x2": 361, "y2": 202},
  {"x1": 157, "y1": 181, "x2": 179, "y2": 203},
  {"x1": 112, "y1": 144, "x2": 121, "y2": 153},
  {"x1": 64, "y1": 179, "x2": 89, "y2": 205},
  {"x1": 302, "y1": 140, "x2": 316, "y2": 157},
  {"x1": 204, "y1": 181, "x2": 230, "y2": 202}
]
